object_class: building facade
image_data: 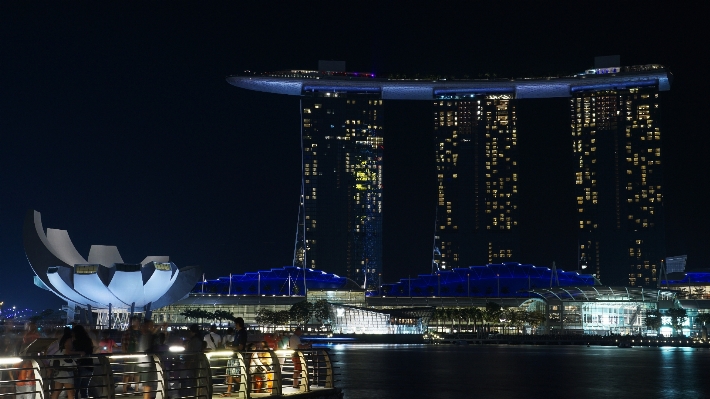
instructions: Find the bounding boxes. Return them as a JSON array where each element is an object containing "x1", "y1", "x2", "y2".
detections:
[
  {"x1": 433, "y1": 95, "x2": 519, "y2": 269},
  {"x1": 299, "y1": 91, "x2": 383, "y2": 290},
  {"x1": 572, "y1": 83, "x2": 666, "y2": 287}
]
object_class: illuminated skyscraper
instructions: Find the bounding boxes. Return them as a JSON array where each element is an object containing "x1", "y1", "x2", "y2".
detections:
[
  {"x1": 298, "y1": 88, "x2": 383, "y2": 290},
  {"x1": 434, "y1": 94, "x2": 520, "y2": 269},
  {"x1": 572, "y1": 63, "x2": 666, "y2": 286},
  {"x1": 433, "y1": 95, "x2": 519, "y2": 269},
  {"x1": 227, "y1": 59, "x2": 670, "y2": 290}
]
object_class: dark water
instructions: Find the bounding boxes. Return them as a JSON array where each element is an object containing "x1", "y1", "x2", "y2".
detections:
[{"x1": 328, "y1": 344, "x2": 710, "y2": 399}]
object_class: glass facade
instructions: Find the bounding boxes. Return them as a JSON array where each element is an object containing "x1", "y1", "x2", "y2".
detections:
[
  {"x1": 433, "y1": 95, "x2": 519, "y2": 269},
  {"x1": 300, "y1": 93, "x2": 383, "y2": 290},
  {"x1": 572, "y1": 87, "x2": 665, "y2": 287}
]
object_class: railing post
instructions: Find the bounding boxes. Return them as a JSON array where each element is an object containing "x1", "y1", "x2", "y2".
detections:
[
  {"x1": 235, "y1": 352, "x2": 248, "y2": 399},
  {"x1": 149, "y1": 354, "x2": 166, "y2": 399},
  {"x1": 97, "y1": 355, "x2": 115, "y2": 399},
  {"x1": 294, "y1": 350, "x2": 310, "y2": 393},
  {"x1": 266, "y1": 349, "x2": 282, "y2": 396},
  {"x1": 196, "y1": 353, "x2": 213, "y2": 399},
  {"x1": 319, "y1": 349, "x2": 334, "y2": 388}
]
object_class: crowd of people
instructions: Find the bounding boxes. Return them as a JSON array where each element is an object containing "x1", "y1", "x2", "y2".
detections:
[{"x1": 0, "y1": 317, "x2": 312, "y2": 398}]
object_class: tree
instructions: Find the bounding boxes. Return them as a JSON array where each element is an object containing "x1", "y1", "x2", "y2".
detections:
[
  {"x1": 290, "y1": 300, "x2": 313, "y2": 326},
  {"x1": 431, "y1": 307, "x2": 446, "y2": 332},
  {"x1": 666, "y1": 307, "x2": 688, "y2": 337},
  {"x1": 695, "y1": 313, "x2": 710, "y2": 340},
  {"x1": 695, "y1": 312, "x2": 710, "y2": 327},
  {"x1": 501, "y1": 308, "x2": 524, "y2": 334},
  {"x1": 468, "y1": 307, "x2": 483, "y2": 334},
  {"x1": 255, "y1": 309, "x2": 276, "y2": 329},
  {"x1": 311, "y1": 300, "x2": 331, "y2": 326},
  {"x1": 180, "y1": 308, "x2": 199, "y2": 323},
  {"x1": 645, "y1": 309, "x2": 662, "y2": 334},
  {"x1": 526, "y1": 310, "x2": 546, "y2": 334},
  {"x1": 692, "y1": 287, "x2": 706, "y2": 299},
  {"x1": 484, "y1": 302, "x2": 502, "y2": 323},
  {"x1": 213, "y1": 310, "x2": 234, "y2": 325},
  {"x1": 275, "y1": 310, "x2": 291, "y2": 326}
]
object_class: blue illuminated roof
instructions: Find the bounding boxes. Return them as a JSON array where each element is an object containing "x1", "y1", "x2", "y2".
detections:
[
  {"x1": 662, "y1": 272, "x2": 710, "y2": 285},
  {"x1": 192, "y1": 266, "x2": 362, "y2": 296},
  {"x1": 227, "y1": 65, "x2": 671, "y2": 100},
  {"x1": 380, "y1": 263, "x2": 599, "y2": 298}
]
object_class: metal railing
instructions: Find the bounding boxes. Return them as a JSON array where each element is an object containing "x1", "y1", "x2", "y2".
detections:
[{"x1": 0, "y1": 348, "x2": 335, "y2": 399}]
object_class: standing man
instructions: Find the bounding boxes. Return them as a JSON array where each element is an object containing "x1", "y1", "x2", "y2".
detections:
[
  {"x1": 203, "y1": 325, "x2": 221, "y2": 351},
  {"x1": 288, "y1": 327, "x2": 311, "y2": 389},
  {"x1": 221, "y1": 318, "x2": 246, "y2": 397}
]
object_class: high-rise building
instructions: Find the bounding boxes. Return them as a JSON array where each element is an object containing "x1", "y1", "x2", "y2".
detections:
[
  {"x1": 572, "y1": 62, "x2": 666, "y2": 286},
  {"x1": 299, "y1": 90, "x2": 383, "y2": 290},
  {"x1": 227, "y1": 60, "x2": 670, "y2": 290},
  {"x1": 433, "y1": 95, "x2": 519, "y2": 269}
]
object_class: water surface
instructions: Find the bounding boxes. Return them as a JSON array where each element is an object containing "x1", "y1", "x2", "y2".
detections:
[{"x1": 329, "y1": 344, "x2": 710, "y2": 399}]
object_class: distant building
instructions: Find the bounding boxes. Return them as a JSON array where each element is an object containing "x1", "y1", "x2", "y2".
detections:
[
  {"x1": 666, "y1": 255, "x2": 687, "y2": 273},
  {"x1": 573, "y1": 60, "x2": 667, "y2": 287}
]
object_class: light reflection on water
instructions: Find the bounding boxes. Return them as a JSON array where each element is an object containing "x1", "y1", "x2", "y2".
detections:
[{"x1": 328, "y1": 344, "x2": 710, "y2": 399}]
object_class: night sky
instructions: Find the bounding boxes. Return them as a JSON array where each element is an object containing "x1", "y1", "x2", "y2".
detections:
[{"x1": 1, "y1": 2, "x2": 706, "y2": 310}]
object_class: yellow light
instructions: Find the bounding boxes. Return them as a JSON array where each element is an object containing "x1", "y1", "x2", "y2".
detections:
[
  {"x1": 0, "y1": 357, "x2": 22, "y2": 365},
  {"x1": 108, "y1": 354, "x2": 149, "y2": 360},
  {"x1": 205, "y1": 351, "x2": 235, "y2": 359}
]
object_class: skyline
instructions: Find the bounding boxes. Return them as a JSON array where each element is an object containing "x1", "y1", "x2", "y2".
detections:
[{"x1": 1, "y1": 2, "x2": 706, "y2": 310}]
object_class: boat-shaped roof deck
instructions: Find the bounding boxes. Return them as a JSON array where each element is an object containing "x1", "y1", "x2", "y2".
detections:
[{"x1": 227, "y1": 64, "x2": 671, "y2": 100}]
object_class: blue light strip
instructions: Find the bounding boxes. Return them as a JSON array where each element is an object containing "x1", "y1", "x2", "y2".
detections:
[
  {"x1": 571, "y1": 79, "x2": 657, "y2": 92},
  {"x1": 303, "y1": 86, "x2": 381, "y2": 93}
]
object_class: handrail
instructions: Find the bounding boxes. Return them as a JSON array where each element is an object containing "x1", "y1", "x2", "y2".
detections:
[{"x1": 0, "y1": 348, "x2": 336, "y2": 399}]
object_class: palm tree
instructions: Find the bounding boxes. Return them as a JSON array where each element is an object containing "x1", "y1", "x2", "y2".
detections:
[
  {"x1": 645, "y1": 309, "x2": 662, "y2": 335},
  {"x1": 666, "y1": 307, "x2": 688, "y2": 337},
  {"x1": 484, "y1": 302, "x2": 502, "y2": 333},
  {"x1": 469, "y1": 307, "x2": 483, "y2": 335},
  {"x1": 526, "y1": 310, "x2": 546, "y2": 334},
  {"x1": 695, "y1": 313, "x2": 710, "y2": 339}
]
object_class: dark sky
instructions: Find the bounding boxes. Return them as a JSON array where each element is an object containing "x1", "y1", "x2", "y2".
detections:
[{"x1": 0, "y1": 2, "x2": 706, "y2": 310}]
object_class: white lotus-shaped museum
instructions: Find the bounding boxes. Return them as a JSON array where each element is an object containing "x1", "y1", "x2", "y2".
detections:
[{"x1": 23, "y1": 210, "x2": 201, "y2": 311}]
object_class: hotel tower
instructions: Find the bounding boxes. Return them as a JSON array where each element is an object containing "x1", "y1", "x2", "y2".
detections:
[
  {"x1": 433, "y1": 95, "x2": 519, "y2": 270},
  {"x1": 572, "y1": 58, "x2": 666, "y2": 286},
  {"x1": 299, "y1": 81, "x2": 383, "y2": 290},
  {"x1": 228, "y1": 57, "x2": 670, "y2": 289}
]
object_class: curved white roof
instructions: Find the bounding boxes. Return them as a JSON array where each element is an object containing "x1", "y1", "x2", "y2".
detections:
[{"x1": 24, "y1": 210, "x2": 201, "y2": 311}]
